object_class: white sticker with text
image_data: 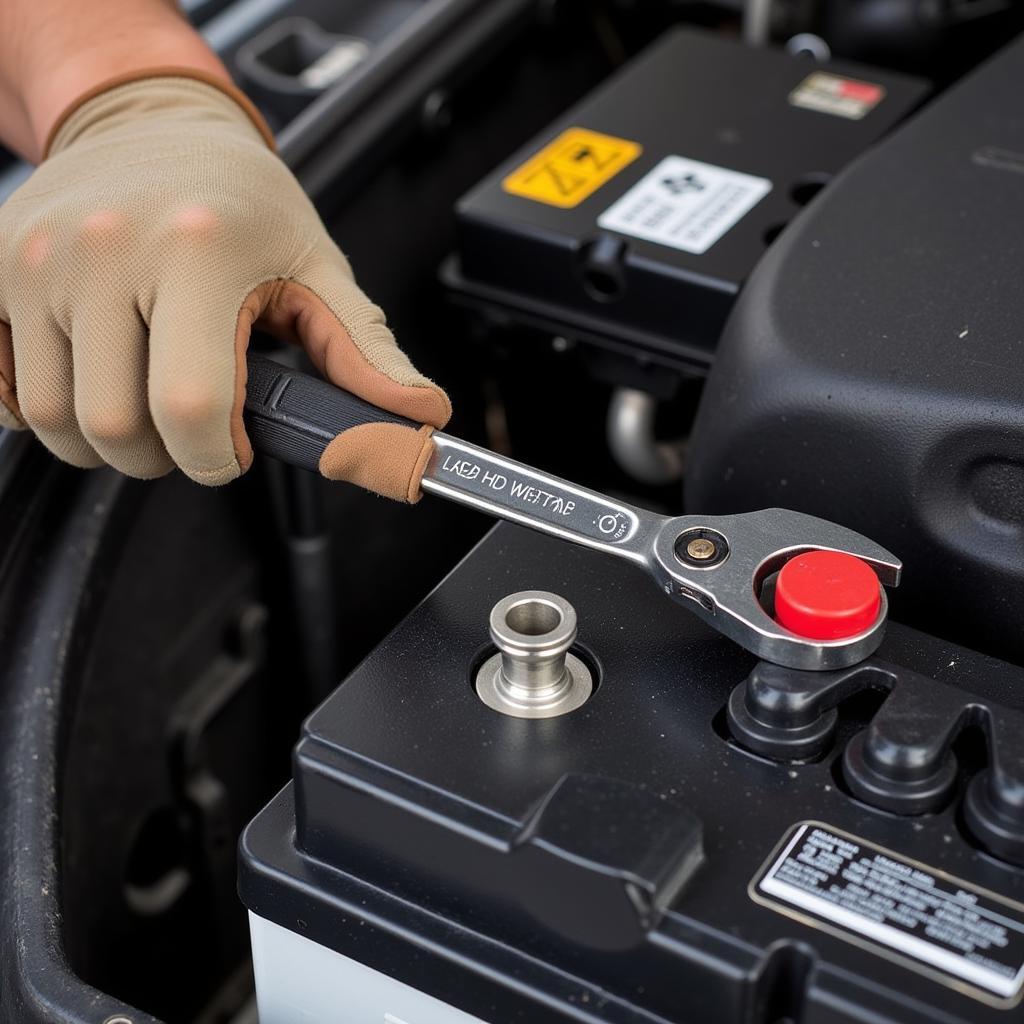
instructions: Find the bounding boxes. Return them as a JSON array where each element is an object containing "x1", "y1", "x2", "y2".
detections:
[{"x1": 597, "y1": 155, "x2": 771, "y2": 255}]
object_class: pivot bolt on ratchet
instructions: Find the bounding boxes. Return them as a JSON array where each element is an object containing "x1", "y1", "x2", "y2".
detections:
[
  {"x1": 675, "y1": 528, "x2": 729, "y2": 568},
  {"x1": 685, "y1": 538, "x2": 717, "y2": 560},
  {"x1": 243, "y1": 357, "x2": 903, "y2": 671},
  {"x1": 476, "y1": 591, "x2": 593, "y2": 719}
]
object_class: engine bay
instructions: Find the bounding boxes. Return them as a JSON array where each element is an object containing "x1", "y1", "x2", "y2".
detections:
[{"x1": 1, "y1": 2, "x2": 1023, "y2": 1022}]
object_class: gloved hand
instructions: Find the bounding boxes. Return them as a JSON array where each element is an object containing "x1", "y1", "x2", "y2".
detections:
[{"x1": 0, "y1": 71, "x2": 449, "y2": 500}]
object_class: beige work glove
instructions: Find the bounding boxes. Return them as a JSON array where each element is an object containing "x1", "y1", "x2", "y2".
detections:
[{"x1": 0, "y1": 71, "x2": 449, "y2": 500}]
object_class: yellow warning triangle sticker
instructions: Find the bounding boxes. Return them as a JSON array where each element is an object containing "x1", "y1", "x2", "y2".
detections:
[{"x1": 503, "y1": 127, "x2": 642, "y2": 209}]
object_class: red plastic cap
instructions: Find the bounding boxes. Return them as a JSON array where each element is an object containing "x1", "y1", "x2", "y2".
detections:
[{"x1": 774, "y1": 550, "x2": 881, "y2": 640}]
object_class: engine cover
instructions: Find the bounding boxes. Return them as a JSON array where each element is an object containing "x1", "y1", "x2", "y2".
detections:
[{"x1": 686, "y1": 32, "x2": 1024, "y2": 662}]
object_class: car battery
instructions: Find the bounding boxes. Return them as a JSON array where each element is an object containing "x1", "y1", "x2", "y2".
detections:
[
  {"x1": 443, "y1": 29, "x2": 929, "y2": 377},
  {"x1": 240, "y1": 522, "x2": 1024, "y2": 1024}
]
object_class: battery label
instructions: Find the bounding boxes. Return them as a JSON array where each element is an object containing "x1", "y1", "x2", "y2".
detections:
[
  {"x1": 789, "y1": 72, "x2": 886, "y2": 120},
  {"x1": 597, "y1": 155, "x2": 771, "y2": 255},
  {"x1": 502, "y1": 128, "x2": 642, "y2": 209},
  {"x1": 752, "y1": 822, "x2": 1024, "y2": 1005}
]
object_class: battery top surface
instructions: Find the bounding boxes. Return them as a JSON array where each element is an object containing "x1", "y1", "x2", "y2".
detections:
[{"x1": 241, "y1": 524, "x2": 1024, "y2": 1024}]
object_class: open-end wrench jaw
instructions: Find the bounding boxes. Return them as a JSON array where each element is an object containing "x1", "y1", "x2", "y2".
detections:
[
  {"x1": 649, "y1": 509, "x2": 902, "y2": 671},
  {"x1": 420, "y1": 436, "x2": 902, "y2": 671}
]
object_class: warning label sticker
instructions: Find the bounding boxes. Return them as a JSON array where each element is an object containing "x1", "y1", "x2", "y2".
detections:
[
  {"x1": 752, "y1": 823, "x2": 1024, "y2": 1005},
  {"x1": 502, "y1": 128, "x2": 641, "y2": 209},
  {"x1": 596, "y1": 155, "x2": 771, "y2": 255},
  {"x1": 789, "y1": 72, "x2": 886, "y2": 120}
]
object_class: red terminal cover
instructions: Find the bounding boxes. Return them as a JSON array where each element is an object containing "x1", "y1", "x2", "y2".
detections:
[{"x1": 774, "y1": 550, "x2": 882, "y2": 640}]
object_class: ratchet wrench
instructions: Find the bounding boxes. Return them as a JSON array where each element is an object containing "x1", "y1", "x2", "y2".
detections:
[{"x1": 243, "y1": 355, "x2": 901, "y2": 671}]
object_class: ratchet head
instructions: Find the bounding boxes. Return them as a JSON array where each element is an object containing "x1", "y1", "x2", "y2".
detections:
[{"x1": 652, "y1": 509, "x2": 902, "y2": 670}]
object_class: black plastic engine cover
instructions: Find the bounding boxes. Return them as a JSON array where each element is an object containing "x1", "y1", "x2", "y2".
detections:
[
  {"x1": 240, "y1": 523, "x2": 1024, "y2": 1023},
  {"x1": 685, "y1": 31, "x2": 1024, "y2": 662}
]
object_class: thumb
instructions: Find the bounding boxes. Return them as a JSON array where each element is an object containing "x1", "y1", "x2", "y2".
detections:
[
  {"x1": 252, "y1": 251, "x2": 451, "y2": 430},
  {"x1": 239, "y1": 258, "x2": 450, "y2": 503}
]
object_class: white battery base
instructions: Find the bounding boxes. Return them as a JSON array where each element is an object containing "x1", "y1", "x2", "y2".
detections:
[{"x1": 249, "y1": 912, "x2": 490, "y2": 1024}]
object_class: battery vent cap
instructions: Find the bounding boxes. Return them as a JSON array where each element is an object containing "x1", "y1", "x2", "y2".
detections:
[{"x1": 775, "y1": 550, "x2": 881, "y2": 640}]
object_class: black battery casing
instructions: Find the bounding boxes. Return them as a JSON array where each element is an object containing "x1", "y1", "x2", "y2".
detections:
[
  {"x1": 240, "y1": 523, "x2": 1024, "y2": 1024},
  {"x1": 444, "y1": 29, "x2": 929, "y2": 375}
]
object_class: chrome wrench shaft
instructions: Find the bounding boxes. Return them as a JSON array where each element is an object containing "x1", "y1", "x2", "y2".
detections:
[{"x1": 423, "y1": 434, "x2": 663, "y2": 565}]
